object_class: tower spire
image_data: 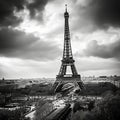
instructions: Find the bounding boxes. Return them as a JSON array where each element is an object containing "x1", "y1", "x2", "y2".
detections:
[{"x1": 65, "y1": 4, "x2": 67, "y2": 12}]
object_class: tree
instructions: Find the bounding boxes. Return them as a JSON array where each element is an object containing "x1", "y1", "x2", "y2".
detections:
[
  {"x1": 99, "y1": 95, "x2": 120, "y2": 120},
  {"x1": 0, "y1": 107, "x2": 27, "y2": 120},
  {"x1": 73, "y1": 102, "x2": 84, "y2": 113},
  {"x1": 84, "y1": 94, "x2": 120, "y2": 120},
  {"x1": 88, "y1": 100, "x2": 95, "y2": 111}
]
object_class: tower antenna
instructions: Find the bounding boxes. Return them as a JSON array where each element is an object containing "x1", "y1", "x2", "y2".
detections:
[{"x1": 65, "y1": 4, "x2": 67, "y2": 12}]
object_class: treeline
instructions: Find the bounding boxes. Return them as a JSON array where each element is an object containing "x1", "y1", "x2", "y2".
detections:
[
  {"x1": 79, "y1": 82, "x2": 117, "y2": 96},
  {"x1": 0, "y1": 107, "x2": 29, "y2": 120},
  {"x1": 71, "y1": 89, "x2": 120, "y2": 120},
  {"x1": 0, "y1": 83, "x2": 53, "y2": 106},
  {"x1": 0, "y1": 83, "x2": 53, "y2": 96},
  {"x1": 16, "y1": 83, "x2": 53, "y2": 96}
]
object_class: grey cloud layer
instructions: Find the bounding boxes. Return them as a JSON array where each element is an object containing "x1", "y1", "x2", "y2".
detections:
[
  {"x1": 0, "y1": 0, "x2": 52, "y2": 26},
  {"x1": 84, "y1": 40, "x2": 120, "y2": 60},
  {"x1": 27, "y1": 0, "x2": 49, "y2": 19},
  {"x1": 73, "y1": 0, "x2": 120, "y2": 60},
  {"x1": 1, "y1": 0, "x2": 120, "y2": 61},
  {"x1": 0, "y1": 0, "x2": 60, "y2": 61},
  {"x1": 2, "y1": 0, "x2": 120, "y2": 28},
  {"x1": 0, "y1": 0, "x2": 25, "y2": 26},
  {"x1": 90, "y1": 0, "x2": 120, "y2": 28},
  {"x1": 1, "y1": 0, "x2": 120, "y2": 28},
  {"x1": 77, "y1": 0, "x2": 120, "y2": 29},
  {"x1": 0, "y1": 28, "x2": 61, "y2": 60}
]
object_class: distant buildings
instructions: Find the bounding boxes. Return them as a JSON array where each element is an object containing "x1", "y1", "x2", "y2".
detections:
[
  {"x1": 109, "y1": 76, "x2": 120, "y2": 88},
  {"x1": 0, "y1": 79, "x2": 18, "y2": 90},
  {"x1": 82, "y1": 75, "x2": 120, "y2": 88}
]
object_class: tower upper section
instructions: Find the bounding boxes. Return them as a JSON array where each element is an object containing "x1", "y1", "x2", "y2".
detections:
[
  {"x1": 64, "y1": 4, "x2": 69, "y2": 18},
  {"x1": 63, "y1": 4, "x2": 73, "y2": 60}
]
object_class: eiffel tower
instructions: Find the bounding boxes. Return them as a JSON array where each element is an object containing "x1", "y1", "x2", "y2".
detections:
[{"x1": 52, "y1": 5, "x2": 84, "y2": 93}]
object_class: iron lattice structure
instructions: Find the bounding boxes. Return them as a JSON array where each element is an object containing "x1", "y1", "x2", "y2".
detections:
[{"x1": 53, "y1": 5, "x2": 84, "y2": 93}]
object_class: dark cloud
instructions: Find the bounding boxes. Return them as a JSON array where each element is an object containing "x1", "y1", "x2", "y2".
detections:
[
  {"x1": 0, "y1": 28, "x2": 61, "y2": 60},
  {"x1": 0, "y1": 0, "x2": 26, "y2": 26},
  {"x1": 27, "y1": 0, "x2": 49, "y2": 20},
  {"x1": 84, "y1": 40, "x2": 120, "y2": 60},
  {"x1": 92, "y1": 0, "x2": 120, "y2": 28},
  {"x1": 0, "y1": 0, "x2": 52, "y2": 26},
  {"x1": 81, "y1": 0, "x2": 120, "y2": 28},
  {"x1": 73, "y1": 0, "x2": 120, "y2": 31}
]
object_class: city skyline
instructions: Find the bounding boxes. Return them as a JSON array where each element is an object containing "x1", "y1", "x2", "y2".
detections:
[{"x1": 0, "y1": 0, "x2": 120, "y2": 79}]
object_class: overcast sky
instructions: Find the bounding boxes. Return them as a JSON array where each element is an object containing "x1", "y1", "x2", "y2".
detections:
[{"x1": 0, "y1": 0, "x2": 120, "y2": 79}]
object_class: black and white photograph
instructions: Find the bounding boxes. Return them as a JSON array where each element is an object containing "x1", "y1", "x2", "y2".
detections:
[{"x1": 0, "y1": 0, "x2": 120, "y2": 120}]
